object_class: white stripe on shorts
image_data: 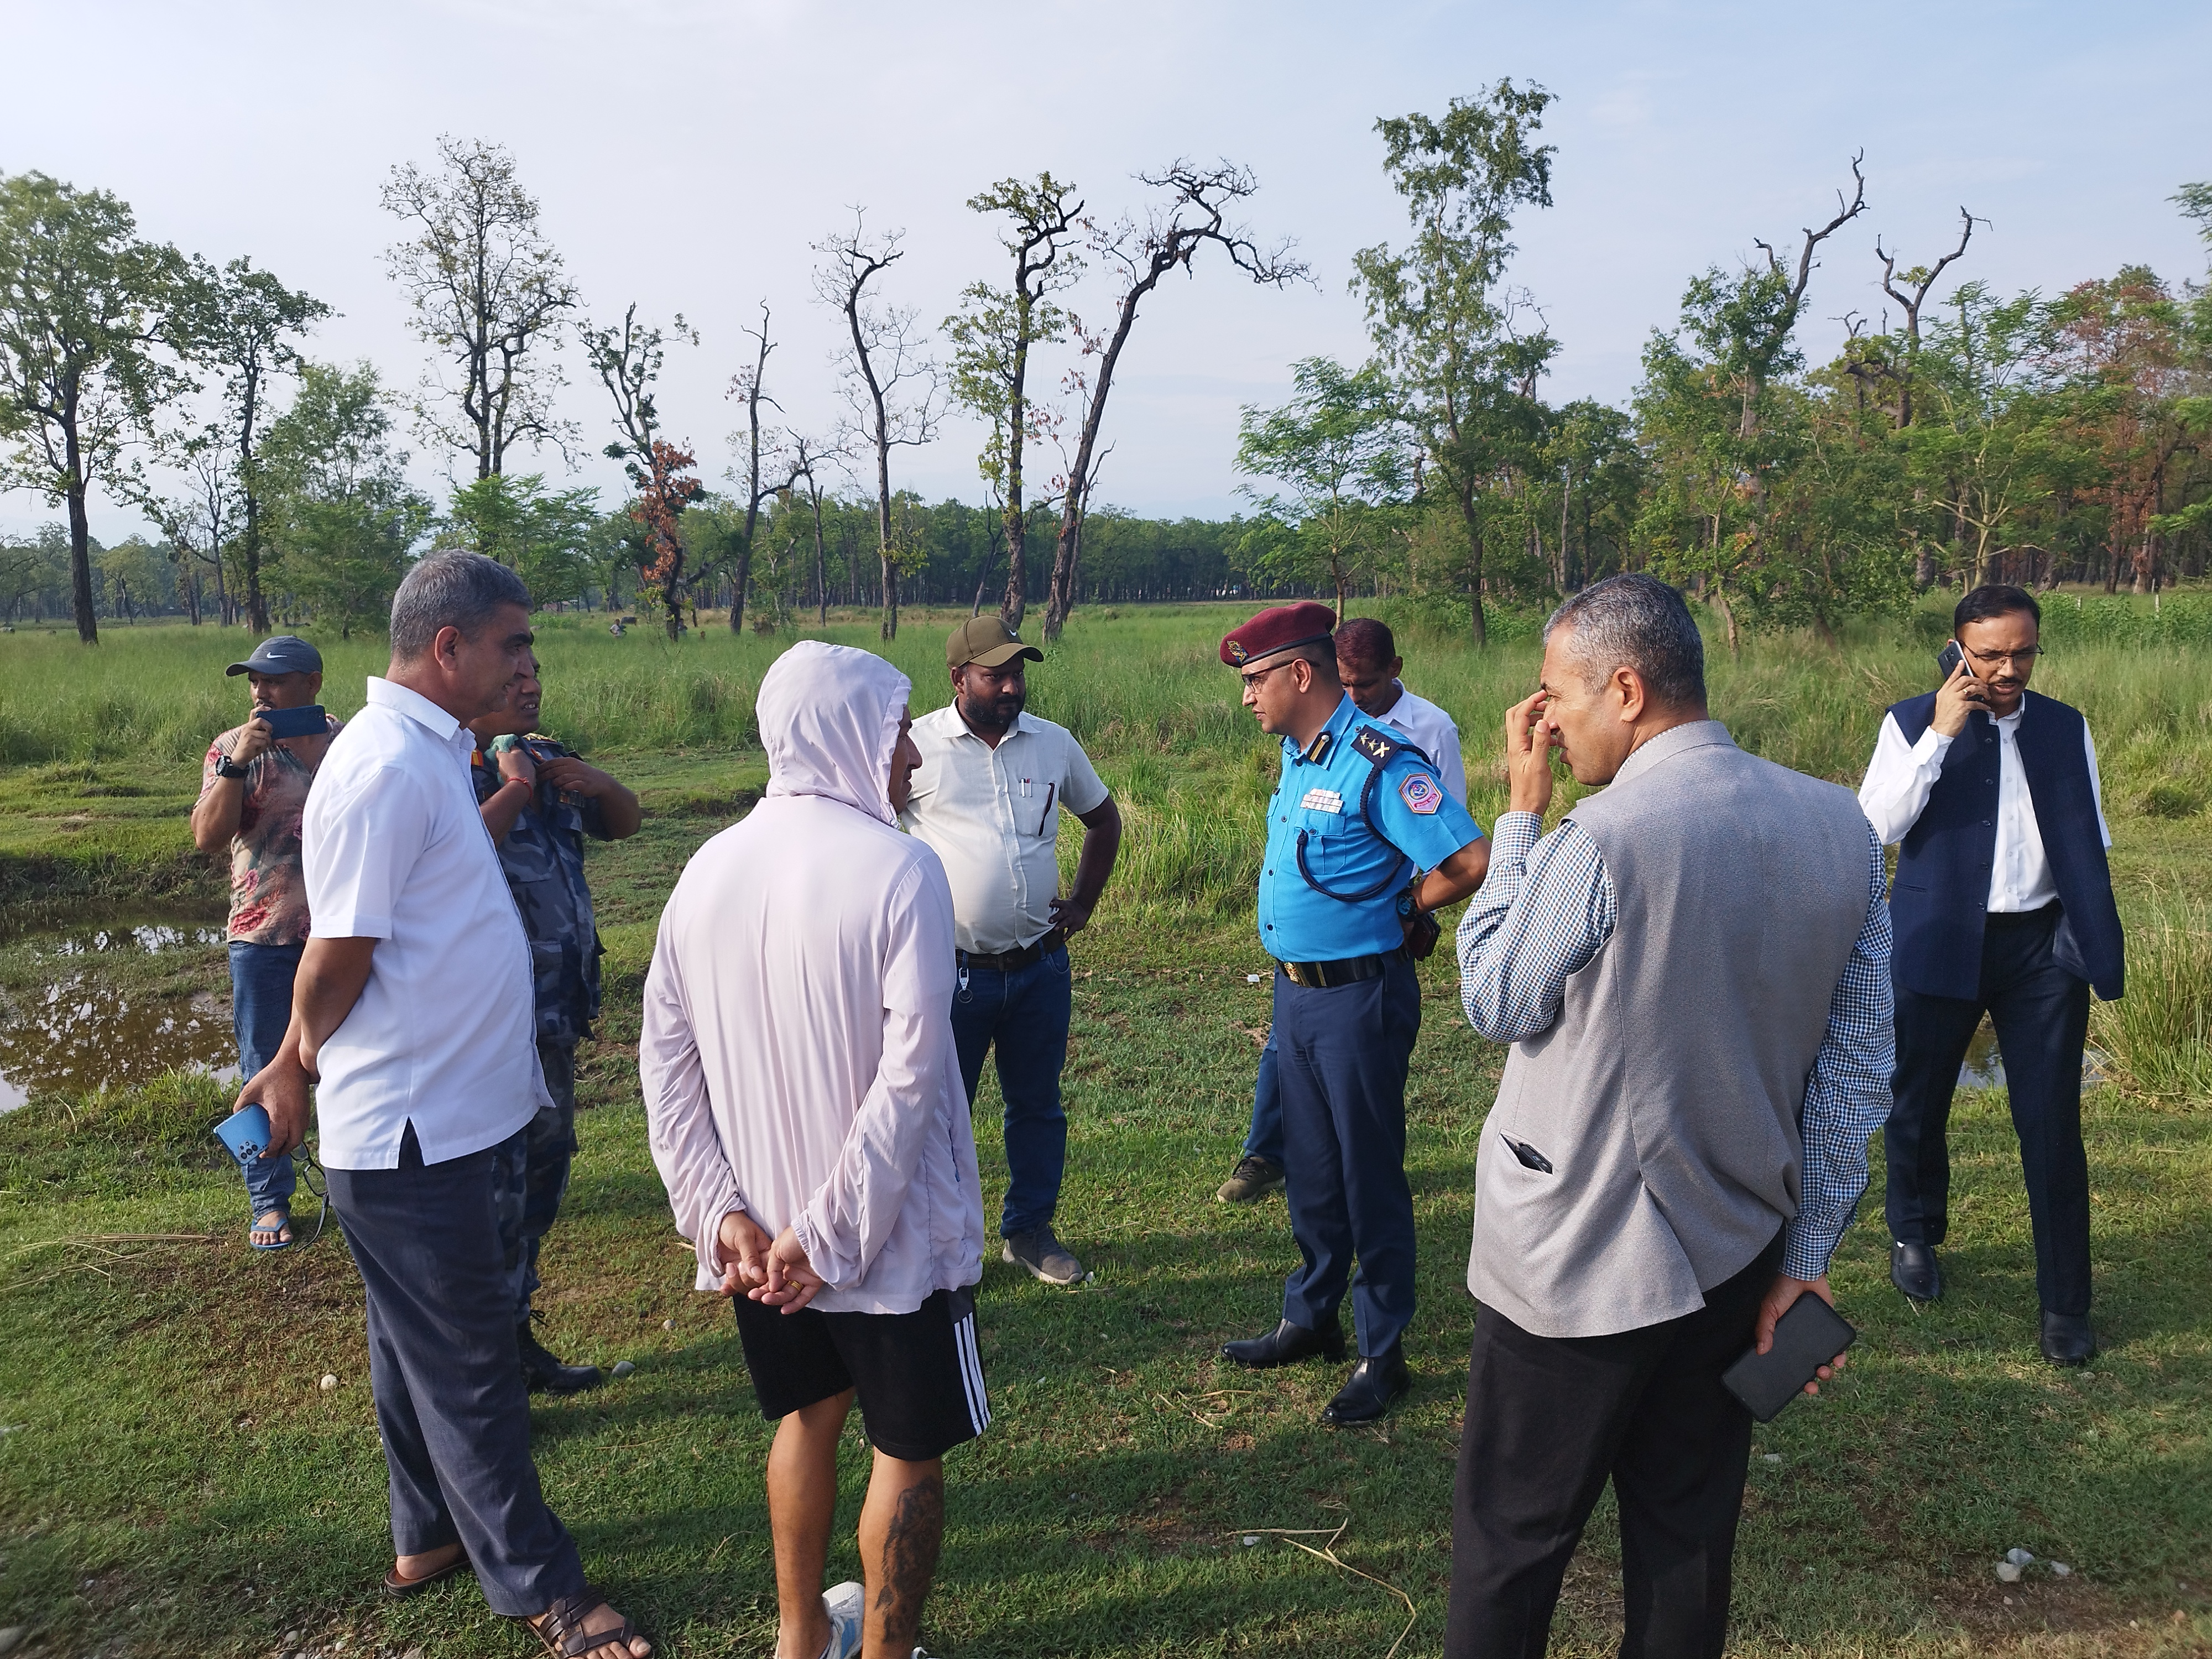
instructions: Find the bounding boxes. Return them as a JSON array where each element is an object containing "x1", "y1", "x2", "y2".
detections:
[{"x1": 953, "y1": 1309, "x2": 991, "y2": 1435}]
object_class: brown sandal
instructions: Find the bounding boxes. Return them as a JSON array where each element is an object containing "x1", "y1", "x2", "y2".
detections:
[
  {"x1": 526, "y1": 1590, "x2": 646, "y2": 1659},
  {"x1": 380, "y1": 1546, "x2": 471, "y2": 1598}
]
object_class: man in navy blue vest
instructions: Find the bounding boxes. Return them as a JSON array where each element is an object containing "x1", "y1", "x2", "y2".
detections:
[{"x1": 1859, "y1": 585, "x2": 2123, "y2": 1366}]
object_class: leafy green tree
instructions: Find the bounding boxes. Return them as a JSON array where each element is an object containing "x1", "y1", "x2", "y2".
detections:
[
  {"x1": 945, "y1": 174, "x2": 1083, "y2": 631},
  {"x1": 445, "y1": 471, "x2": 600, "y2": 606},
  {"x1": 1232, "y1": 356, "x2": 1410, "y2": 619},
  {"x1": 260, "y1": 362, "x2": 434, "y2": 637},
  {"x1": 1351, "y1": 81, "x2": 1558, "y2": 646},
  {"x1": 581, "y1": 303, "x2": 701, "y2": 637},
  {"x1": 95, "y1": 535, "x2": 169, "y2": 620},
  {"x1": 0, "y1": 171, "x2": 190, "y2": 643}
]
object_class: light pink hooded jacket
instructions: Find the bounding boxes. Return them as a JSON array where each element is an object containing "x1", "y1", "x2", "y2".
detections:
[{"x1": 640, "y1": 640, "x2": 984, "y2": 1313}]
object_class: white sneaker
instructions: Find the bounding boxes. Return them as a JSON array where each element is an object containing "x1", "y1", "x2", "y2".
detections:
[{"x1": 817, "y1": 1580, "x2": 865, "y2": 1659}]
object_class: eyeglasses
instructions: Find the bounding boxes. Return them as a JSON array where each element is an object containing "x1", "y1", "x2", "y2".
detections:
[
  {"x1": 1239, "y1": 661, "x2": 1295, "y2": 690},
  {"x1": 1963, "y1": 644, "x2": 2044, "y2": 671}
]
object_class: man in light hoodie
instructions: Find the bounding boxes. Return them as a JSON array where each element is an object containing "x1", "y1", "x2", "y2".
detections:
[{"x1": 642, "y1": 641, "x2": 985, "y2": 1659}]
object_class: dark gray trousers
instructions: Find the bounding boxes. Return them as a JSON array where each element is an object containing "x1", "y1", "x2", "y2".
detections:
[{"x1": 326, "y1": 1124, "x2": 584, "y2": 1616}]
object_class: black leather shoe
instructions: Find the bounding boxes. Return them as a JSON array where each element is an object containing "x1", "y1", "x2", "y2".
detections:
[
  {"x1": 518, "y1": 1318, "x2": 603, "y2": 1394},
  {"x1": 1320, "y1": 1347, "x2": 1410, "y2": 1426},
  {"x1": 1890, "y1": 1241, "x2": 1943, "y2": 1303},
  {"x1": 1220, "y1": 1318, "x2": 1346, "y2": 1369},
  {"x1": 2039, "y1": 1311, "x2": 2096, "y2": 1367}
]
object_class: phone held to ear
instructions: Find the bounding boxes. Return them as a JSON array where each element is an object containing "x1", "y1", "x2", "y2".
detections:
[
  {"x1": 1720, "y1": 1294, "x2": 1857, "y2": 1422},
  {"x1": 1936, "y1": 640, "x2": 1965, "y2": 681},
  {"x1": 258, "y1": 704, "x2": 327, "y2": 739}
]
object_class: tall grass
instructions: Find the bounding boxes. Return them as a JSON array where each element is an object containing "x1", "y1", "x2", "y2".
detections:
[{"x1": 2093, "y1": 900, "x2": 2212, "y2": 1103}]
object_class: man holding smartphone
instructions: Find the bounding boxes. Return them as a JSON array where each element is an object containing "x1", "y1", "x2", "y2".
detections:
[
  {"x1": 191, "y1": 635, "x2": 341, "y2": 1251},
  {"x1": 1859, "y1": 584, "x2": 2122, "y2": 1366}
]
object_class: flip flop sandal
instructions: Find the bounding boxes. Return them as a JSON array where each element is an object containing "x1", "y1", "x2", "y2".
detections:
[
  {"x1": 525, "y1": 1590, "x2": 645, "y2": 1659},
  {"x1": 249, "y1": 1211, "x2": 293, "y2": 1252},
  {"x1": 381, "y1": 1548, "x2": 472, "y2": 1599}
]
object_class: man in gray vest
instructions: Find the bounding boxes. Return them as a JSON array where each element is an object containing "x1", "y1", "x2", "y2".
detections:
[{"x1": 1447, "y1": 575, "x2": 1893, "y2": 1659}]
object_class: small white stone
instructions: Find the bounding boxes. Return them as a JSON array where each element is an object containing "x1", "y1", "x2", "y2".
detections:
[
  {"x1": 1996, "y1": 1561, "x2": 2023, "y2": 1583},
  {"x1": 1241, "y1": 1535, "x2": 1259, "y2": 1547},
  {"x1": 319, "y1": 1374, "x2": 339, "y2": 1391},
  {"x1": 2003, "y1": 1594, "x2": 2015, "y2": 1605},
  {"x1": 0, "y1": 1628, "x2": 27, "y2": 1657},
  {"x1": 2007, "y1": 1547, "x2": 2035, "y2": 1567},
  {"x1": 661, "y1": 1318, "x2": 675, "y2": 1331},
  {"x1": 611, "y1": 1360, "x2": 635, "y2": 1378},
  {"x1": 2052, "y1": 1563, "x2": 2072, "y2": 1578},
  {"x1": 1762, "y1": 1453, "x2": 1782, "y2": 1463}
]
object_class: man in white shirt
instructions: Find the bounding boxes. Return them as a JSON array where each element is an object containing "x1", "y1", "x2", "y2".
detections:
[
  {"x1": 1859, "y1": 584, "x2": 2124, "y2": 1367},
  {"x1": 899, "y1": 617, "x2": 1122, "y2": 1287},
  {"x1": 237, "y1": 553, "x2": 648, "y2": 1659},
  {"x1": 642, "y1": 640, "x2": 986, "y2": 1659},
  {"x1": 1214, "y1": 615, "x2": 1468, "y2": 1205}
]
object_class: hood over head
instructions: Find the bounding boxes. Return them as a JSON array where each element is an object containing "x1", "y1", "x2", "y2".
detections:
[{"x1": 757, "y1": 640, "x2": 912, "y2": 826}]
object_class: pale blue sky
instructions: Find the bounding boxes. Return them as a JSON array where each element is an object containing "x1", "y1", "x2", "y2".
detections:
[{"x1": 4, "y1": 0, "x2": 2207, "y2": 542}]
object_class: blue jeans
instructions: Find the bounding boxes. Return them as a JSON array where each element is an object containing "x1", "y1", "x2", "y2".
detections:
[
  {"x1": 950, "y1": 946, "x2": 1072, "y2": 1239},
  {"x1": 1243, "y1": 1032, "x2": 1284, "y2": 1164},
  {"x1": 229, "y1": 940, "x2": 300, "y2": 1218}
]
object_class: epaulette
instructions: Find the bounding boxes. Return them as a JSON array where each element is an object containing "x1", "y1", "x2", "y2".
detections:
[{"x1": 1349, "y1": 726, "x2": 1403, "y2": 768}]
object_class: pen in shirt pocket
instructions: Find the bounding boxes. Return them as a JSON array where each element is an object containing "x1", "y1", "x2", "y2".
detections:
[{"x1": 1034, "y1": 782, "x2": 1055, "y2": 836}]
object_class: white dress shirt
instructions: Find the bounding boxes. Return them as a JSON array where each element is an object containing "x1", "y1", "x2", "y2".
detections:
[
  {"x1": 1370, "y1": 683, "x2": 1468, "y2": 806},
  {"x1": 899, "y1": 706, "x2": 1110, "y2": 954},
  {"x1": 303, "y1": 677, "x2": 551, "y2": 1170},
  {"x1": 1858, "y1": 706, "x2": 2110, "y2": 912},
  {"x1": 641, "y1": 641, "x2": 983, "y2": 1314}
]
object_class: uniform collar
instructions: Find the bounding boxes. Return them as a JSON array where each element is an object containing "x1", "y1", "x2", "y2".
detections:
[{"x1": 1284, "y1": 694, "x2": 1358, "y2": 766}]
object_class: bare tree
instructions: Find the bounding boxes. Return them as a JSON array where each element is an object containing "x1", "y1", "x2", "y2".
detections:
[
  {"x1": 813, "y1": 211, "x2": 942, "y2": 640},
  {"x1": 382, "y1": 137, "x2": 578, "y2": 479},
  {"x1": 722, "y1": 302, "x2": 802, "y2": 634},
  {"x1": 780, "y1": 430, "x2": 841, "y2": 624},
  {"x1": 581, "y1": 304, "x2": 701, "y2": 638},
  {"x1": 138, "y1": 422, "x2": 240, "y2": 625},
  {"x1": 1038, "y1": 161, "x2": 1307, "y2": 640},
  {"x1": 946, "y1": 174, "x2": 1084, "y2": 632},
  {"x1": 1874, "y1": 206, "x2": 1979, "y2": 428}
]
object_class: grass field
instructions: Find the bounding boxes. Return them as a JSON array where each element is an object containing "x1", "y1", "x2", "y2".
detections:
[{"x1": 2, "y1": 602, "x2": 2209, "y2": 1658}]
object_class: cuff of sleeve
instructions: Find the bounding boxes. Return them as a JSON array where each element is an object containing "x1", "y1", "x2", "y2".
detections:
[
  {"x1": 696, "y1": 1189, "x2": 747, "y2": 1280},
  {"x1": 791, "y1": 1209, "x2": 847, "y2": 1291},
  {"x1": 1491, "y1": 811, "x2": 1545, "y2": 860},
  {"x1": 1779, "y1": 1218, "x2": 1838, "y2": 1283},
  {"x1": 1910, "y1": 727, "x2": 1953, "y2": 764},
  {"x1": 309, "y1": 912, "x2": 393, "y2": 941}
]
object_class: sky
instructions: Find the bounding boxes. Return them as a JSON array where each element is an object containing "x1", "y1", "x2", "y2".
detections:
[{"x1": 3, "y1": 0, "x2": 2208, "y2": 544}]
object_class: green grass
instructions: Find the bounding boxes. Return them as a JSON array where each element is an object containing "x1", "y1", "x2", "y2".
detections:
[{"x1": 3, "y1": 604, "x2": 2211, "y2": 1657}]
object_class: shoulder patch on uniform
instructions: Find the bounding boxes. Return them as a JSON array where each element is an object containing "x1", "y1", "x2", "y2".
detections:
[
  {"x1": 1399, "y1": 771, "x2": 1443, "y2": 815},
  {"x1": 1349, "y1": 726, "x2": 1401, "y2": 766}
]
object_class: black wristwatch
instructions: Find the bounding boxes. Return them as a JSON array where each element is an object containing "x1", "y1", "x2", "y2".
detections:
[{"x1": 216, "y1": 755, "x2": 250, "y2": 781}]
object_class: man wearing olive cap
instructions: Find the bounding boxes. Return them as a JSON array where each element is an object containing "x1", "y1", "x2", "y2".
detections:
[
  {"x1": 899, "y1": 616, "x2": 1123, "y2": 1287},
  {"x1": 1218, "y1": 601, "x2": 1490, "y2": 1424}
]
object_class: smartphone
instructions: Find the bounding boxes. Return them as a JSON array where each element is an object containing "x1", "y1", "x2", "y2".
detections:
[
  {"x1": 1721, "y1": 1295, "x2": 1857, "y2": 1423},
  {"x1": 258, "y1": 704, "x2": 327, "y2": 739},
  {"x1": 1935, "y1": 640, "x2": 1965, "y2": 681},
  {"x1": 213, "y1": 1103, "x2": 274, "y2": 1166}
]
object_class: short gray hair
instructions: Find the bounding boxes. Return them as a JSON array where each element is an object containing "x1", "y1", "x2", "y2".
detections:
[
  {"x1": 1544, "y1": 573, "x2": 1706, "y2": 708},
  {"x1": 389, "y1": 552, "x2": 531, "y2": 661}
]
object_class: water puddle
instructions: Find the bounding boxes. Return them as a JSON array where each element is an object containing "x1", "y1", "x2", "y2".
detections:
[
  {"x1": 0, "y1": 922, "x2": 236, "y2": 1113},
  {"x1": 1957, "y1": 1017, "x2": 2106, "y2": 1091}
]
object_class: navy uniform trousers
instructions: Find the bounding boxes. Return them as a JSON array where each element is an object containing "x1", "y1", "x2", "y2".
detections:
[
  {"x1": 1885, "y1": 902, "x2": 2094, "y2": 1316},
  {"x1": 326, "y1": 1123, "x2": 585, "y2": 1616},
  {"x1": 1274, "y1": 953, "x2": 1421, "y2": 1357}
]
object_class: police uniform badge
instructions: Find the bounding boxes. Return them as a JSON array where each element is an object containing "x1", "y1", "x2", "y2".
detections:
[{"x1": 1399, "y1": 772, "x2": 1443, "y2": 815}]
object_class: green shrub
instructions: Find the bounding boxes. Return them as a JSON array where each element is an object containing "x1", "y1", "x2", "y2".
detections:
[{"x1": 2092, "y1": 911, "x2": 2212, "y2": 1103}]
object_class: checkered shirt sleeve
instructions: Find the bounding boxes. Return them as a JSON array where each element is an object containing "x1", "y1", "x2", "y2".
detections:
[
  {"x1": 1458, "y1": 812, "x2": 1894, "y2": 1284},
  {"x1": 1455, "y1": 811, "x2": 1616, "y2": 1043},
  {"x1": 1782, "y1": 822, "x2": 1895, "y2": 1281}
]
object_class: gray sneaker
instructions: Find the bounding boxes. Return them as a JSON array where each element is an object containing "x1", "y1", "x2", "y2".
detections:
[
  {"x1": 1003, "y1": 1227, "x2": 1084, "y2": 1285},
  {"x1": 1217, "y1": 1154, "x2": 1285, "y2": 1203},
  {"x1": 818, "y1": 1579, "x2": 864, "y2": 1659}
]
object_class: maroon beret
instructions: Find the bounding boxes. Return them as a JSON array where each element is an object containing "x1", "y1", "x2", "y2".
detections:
[{"x1": 1220, "y1": 601, "x2": 1338, "y2": 668}]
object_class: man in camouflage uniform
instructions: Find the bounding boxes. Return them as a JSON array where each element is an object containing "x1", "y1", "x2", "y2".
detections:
[{"x1": 469, "y1": 655, "x2": 642, "y2": 1392}]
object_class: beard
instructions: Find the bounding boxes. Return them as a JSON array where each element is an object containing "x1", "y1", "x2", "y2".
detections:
[{"x1": 960, "y1": 686, "x2": 1024, "y2": 732}]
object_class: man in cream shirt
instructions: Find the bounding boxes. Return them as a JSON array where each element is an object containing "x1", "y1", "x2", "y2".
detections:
[
  {"x1": 899, "y1": 616, "x2": 1122, "y2": 1287},
  {"x1": 238, "y1": 553, "x2": 648, "y2": 1659}
]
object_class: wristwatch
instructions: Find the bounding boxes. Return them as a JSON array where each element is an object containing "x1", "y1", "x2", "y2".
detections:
[
  {"x1": 1395, "y1": 875, "x2": 1425, "y2": 919},
  {"x1": 216, "y1": 755, "x2": 250, "y2": 781}
]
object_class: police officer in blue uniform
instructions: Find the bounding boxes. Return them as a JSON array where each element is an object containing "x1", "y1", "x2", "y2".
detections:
[{"x1": 1218, "y1": 603, "x2": 1491, "y2": 1424}]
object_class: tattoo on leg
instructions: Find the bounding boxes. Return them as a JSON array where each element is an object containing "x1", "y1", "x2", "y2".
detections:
[{"x1": 874, "y1": 1472, "x2": 945, "y2": 1645}]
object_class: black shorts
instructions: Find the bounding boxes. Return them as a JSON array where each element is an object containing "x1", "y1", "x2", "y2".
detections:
[{"x1": 731, "y1": 1285, "x2": 990, "y2": 1461}]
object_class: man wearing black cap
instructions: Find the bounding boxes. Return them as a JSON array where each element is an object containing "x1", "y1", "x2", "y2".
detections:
[
  {"x1": 899, "y1": 615, "x2": 1122, "y2": 1287},
  {"x1": 1217, "y1": 601, "x2": 1489, "y2": 1423},
  {"x1": 191, "y1": 635, "x2": 341, "y2": 1250}
]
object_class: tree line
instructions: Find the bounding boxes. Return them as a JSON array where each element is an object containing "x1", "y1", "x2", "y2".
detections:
[{"x1": 3, "y1": 95, "x2": 2206, "y2": 648}]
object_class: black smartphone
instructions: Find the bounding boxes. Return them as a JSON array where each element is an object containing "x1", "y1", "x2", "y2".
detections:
[
  {"x1": 1936, "y1": 640, "x2": 1965, "y2": 681},
  {"x1": 258, "y1": 704, "x2": 327, "y2": 739},
  {"x1": 1720, "y1": 1295, "x2": 1856, "y2": 1423}
]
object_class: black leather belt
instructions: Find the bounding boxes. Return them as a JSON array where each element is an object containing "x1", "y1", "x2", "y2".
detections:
[
  {"x1": 958, "y1": 927, "x2": 1066, "y2": 973},
  {"x1": 1276, "y1": 949, "x2": 1401, "y2": 989}
]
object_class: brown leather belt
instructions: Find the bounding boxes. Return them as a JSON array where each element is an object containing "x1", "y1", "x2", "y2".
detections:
[
  {"x1": 1277, "y1": 950, "x2": 1400, "y2": 989},
  {"x1": 958, "y1": 927, "x2": 1066, "y2": 973}
]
